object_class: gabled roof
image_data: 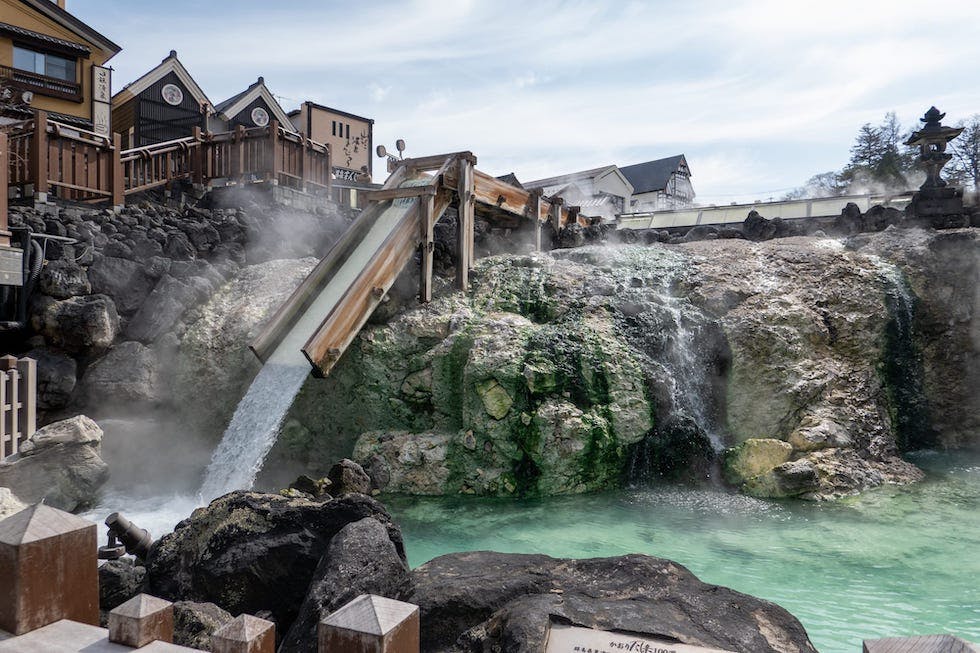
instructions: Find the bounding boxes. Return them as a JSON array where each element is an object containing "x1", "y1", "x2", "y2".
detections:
[
  {"x1": 17, "y1": 0, "x2": 121, "y2": 57},
  {"x1": 496, "y1": 172, "x2": 524, "y2": 189},
  {"x1": 620, "y1": 155, "x2": 689, "y2": 194},
  {"x1": 112, "y1": 50, "x2": 211, "y2": 109},
  {"x1": 213, "y1": 76, "x2": 294, "y2": 130}
]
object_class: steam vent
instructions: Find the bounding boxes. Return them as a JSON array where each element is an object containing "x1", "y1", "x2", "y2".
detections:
[{"x1": 0, "y1": 1, "x2": 976, "y2": 651}]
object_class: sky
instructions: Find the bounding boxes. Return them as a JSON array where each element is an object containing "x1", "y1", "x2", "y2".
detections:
[{"x1": 73, "y1": 0, "x2": 980, "y2": 205}]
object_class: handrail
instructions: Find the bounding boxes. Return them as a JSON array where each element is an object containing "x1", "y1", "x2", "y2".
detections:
[
  {"x1": 47, "y1": 120, "x2": 112, "y2": 148},
  {"x1": 120, "y1": 136, "x2": 198, "y2": 163}
]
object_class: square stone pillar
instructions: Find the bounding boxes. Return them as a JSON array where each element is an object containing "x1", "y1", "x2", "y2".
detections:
[
  {"x1": 108, "y1": 593, "x2": 174, "y2": 647},
  {"x1": 319, "y1": 594, "x2": 419, "y2": 653},
  {"x1": 212, "y1": 614, "x2": 275, "y2": 653},
  {"x1": 0, "y1": 504, "x2": 98, "y2": 635}
]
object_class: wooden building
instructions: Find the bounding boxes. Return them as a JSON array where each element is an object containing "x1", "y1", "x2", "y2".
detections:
[
  {"x1": 288, "y1": 101, "x2": 373, "y2": 180},
  {"x1": 0, "y1": 0, "x2": 120, "y2": 130},
  {"x1": 620, "y1": 154, "x2": 695, "y2": 212},
  {"x1": 524, "y1": 165, "x2": 634, "y2": 223},
  {"x1": 111, "y1": 50, "x2": 211, "y2": 149},
  {"x1": 210, "y1": 76, "x2": 294, "y2": 134}
]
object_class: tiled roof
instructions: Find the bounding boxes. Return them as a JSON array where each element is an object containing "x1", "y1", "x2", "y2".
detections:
[{"x1": 0, "y1": 21, "x2": 90, "y2": 55}]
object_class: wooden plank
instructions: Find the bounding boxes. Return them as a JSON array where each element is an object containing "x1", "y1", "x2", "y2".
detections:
[
  {"x1": 365, "y1": 185, "x2": 437, "y2": 201},
  {"x1": 455, "y1": 157, "x2": 473, "y2": 289},
  {"x1": 402, "y1": 151, "x2": 476, "y2": 171},
  {"x1": 863, "y1": 634, "x2": 977, "y2": 653}
]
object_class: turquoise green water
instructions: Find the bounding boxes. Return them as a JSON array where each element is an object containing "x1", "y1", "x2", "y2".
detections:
[{"x1": 387, "y1": 451, "x2": 980, "y2": 653}]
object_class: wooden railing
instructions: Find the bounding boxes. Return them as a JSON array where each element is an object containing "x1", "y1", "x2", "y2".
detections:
[
  {"x1": 0, "y1": 356, "x2": 36, "y2": 460},
  {"x1": 3, "y1": 111, "x2": 123, "y2": 204},
  {"x1": 0, "y1": 64, "x2": 82, "y2": 102},
  {"x1": 4, "y1": 111, "x2": 333, "y2": 205}
]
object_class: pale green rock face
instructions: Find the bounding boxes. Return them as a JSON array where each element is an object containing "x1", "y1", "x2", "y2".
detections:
[{"x1": 723, "y1": 438, "x2": 793, "y2": 485}]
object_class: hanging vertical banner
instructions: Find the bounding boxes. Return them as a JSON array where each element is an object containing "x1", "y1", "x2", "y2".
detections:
[{"x1": 92, "y1": 65, "x2": 111, "y2": 136}]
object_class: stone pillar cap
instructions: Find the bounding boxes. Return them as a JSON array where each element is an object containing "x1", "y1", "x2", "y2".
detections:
[{"x1": 321, "y1": 594, "x2": 419, "y2": 636}]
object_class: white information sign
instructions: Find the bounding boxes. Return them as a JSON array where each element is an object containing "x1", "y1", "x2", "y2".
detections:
[
  {"x1": 92, "y1": 65, "x2": 111, "y2": 103},
  {"x1": 92, "y1": 102, "x2": 110, "y2": 137},
  {"x1": 91, "y1": 65, "x2": 111, "y2": 136},
  {"x1": 545, "y1": 624, "x2": 736, "y2": 653}
]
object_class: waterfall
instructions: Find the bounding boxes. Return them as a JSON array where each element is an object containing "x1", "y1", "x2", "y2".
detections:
[{"x1": 868, "y1": 256, "x2": 937, "y2": 452}]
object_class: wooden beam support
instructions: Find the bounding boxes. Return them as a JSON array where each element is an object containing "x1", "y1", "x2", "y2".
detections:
[
  {"x1": 419, "y1": 192, "x2": 435, "y2": 303},
  {"x1": 533, "y1": 192, "x2": 542, "y2": 251},
  {"x1": 365, "y1": 185, "x2": 437, "y2": 202},
  {"x1": 402, "y1": 151, "x2": 476, "y2": 171},
  {"x1": 456, "y1": 156, "x2": 474, "y2": 290},
  {"x1": 30, "y1": 110, "x2": 48, "y2": 201}
]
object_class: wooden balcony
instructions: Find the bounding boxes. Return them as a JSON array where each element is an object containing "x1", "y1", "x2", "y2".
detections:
[{"x1": 0, "y1": 64, "x2": 82, "y2": 102}]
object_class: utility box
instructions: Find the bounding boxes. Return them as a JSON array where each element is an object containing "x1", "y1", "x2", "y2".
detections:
[
  {"x1": 0, "y1": 247, "x2": 23, "y2": 287},
  {"x1": 0, "y1": 504, "x2": 99, "y2": 635}
]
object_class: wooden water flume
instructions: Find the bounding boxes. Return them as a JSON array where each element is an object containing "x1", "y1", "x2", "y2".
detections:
[{"x1": 250, "y1": 150, "x2": 584, "y2": 377}]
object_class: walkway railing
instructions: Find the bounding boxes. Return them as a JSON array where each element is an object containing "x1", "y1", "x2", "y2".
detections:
[
  {"x1": 3, "y1": 110, "x2": 333, "y2": 205},
  {"x1": 0, "y1": 355, "x2": 36, "y2": 460}
]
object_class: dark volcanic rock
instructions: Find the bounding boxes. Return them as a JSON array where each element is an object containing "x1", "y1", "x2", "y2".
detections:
[
  {"x1": 38, "y1": 258, "x2": 90, "y2": 299},
  {"x1": 145, "y1": 491, "x2": 405, "y2": 634},
  {"x1": 280, "y1": 517, "x2": 411, "y2": 653},
  {"x1": 88, "y1": 256, "x2": 157, "y2": 315},
  {"x1": 403, "y1": 551, "x2": 817, "y2": 653},
  {"x1": 326, "y1": 458, "x2": 372, "y2": 496},
  {"x1": 31, "y1": 294, "x2": 118, "y2": 354},
  {"x1": 81, "y1": 341, "x2": 163, "y2": 406},
  {"x1": 173, "y1": 601, "x2": 233, "y2": 651},
  {"x1": 25, "y1": 347, "x2": 77, "y2": 410},
  {"x1": 98, "y1": 559, "x2": 147, "y2": 626}
]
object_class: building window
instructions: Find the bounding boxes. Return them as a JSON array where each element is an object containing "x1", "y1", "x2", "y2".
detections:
[
  {"x1": 345, "y1": 123, "x2": 350, "y2": 139},
  {"x1": 13, "y1": 45, "x2": 76, "y2": 82},
  {"x1": 332, "y1": 120, "x2": 337, "y2": 136}
]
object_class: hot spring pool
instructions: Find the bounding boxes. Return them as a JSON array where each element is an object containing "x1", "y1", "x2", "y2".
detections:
[{"x1": 385, "y1": 450, "x2": 980, "y2": 653}]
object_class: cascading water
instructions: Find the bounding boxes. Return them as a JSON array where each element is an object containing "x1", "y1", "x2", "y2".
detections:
[
  {"x1": 867, "y1": 255, "x2": 937, "y2": 451},
  {"x1": 557, "y1": 246, "x2": 729, "y2": 484}
]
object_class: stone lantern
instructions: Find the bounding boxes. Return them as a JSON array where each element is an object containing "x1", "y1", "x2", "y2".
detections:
[{"x1": 905, "y1": 106, "x2": 965, "y2": 221}]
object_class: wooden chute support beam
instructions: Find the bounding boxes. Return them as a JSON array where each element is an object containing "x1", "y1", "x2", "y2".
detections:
[
  {"x1": 419, "y1": 191, "x2": 436, "y2": 303},
  {"x1": 530, "y1": 189, "x2": 543, "y2": 251},
  {"x1": 456, "y1": 156, "x2": 475, "y2": 290}
]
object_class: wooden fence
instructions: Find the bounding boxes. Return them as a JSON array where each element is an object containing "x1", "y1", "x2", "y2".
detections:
[
  {"x1": 4, "y1": 110, "x2": 332, "y2": 205},
  {"x1": 0, "y1": 355, "x2": 36, "y2": 460}
]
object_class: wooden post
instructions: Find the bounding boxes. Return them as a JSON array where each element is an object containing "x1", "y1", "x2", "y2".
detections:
[
  {"x1": 192, "y1": 127, "x2": 205, "y2": 186},
  {"x1": 0, "y1": 132, "x2": 8, "y2": 246},
  {"x1": 269, "y1": 121, "x2": 282, "y2": 186},
  {"x1": 110, "y1": 133, "x2": 124, "y2": 208},
  {"x1": 30, "y1": 110, "x2": 48, "y2": 203},
  {"x1": 0, "y1": 505, "x2": 99, "y2": 635},
  {"x1": 319, "y1": 594, "x2": 420, "y2": 653},
  {"x1": 233, "y1": 125, "x2": 246, "y2": 182},
  {"x1": 298, "y1": 134, "x2": 308, "y2": 193},
  {"x1": 1, "y1": 361, "x2": 17, "y2": 458},
  {"x1": 533, "y1": 191, "x2": 543, "y2": 251},
  {"x1": 212, "y1": 614, "x2": 275, "y2": 653},
  {"x1": 108, "y1": 594, "x2": 174, "y2": 648},
  {"x1": 455, "y1": 157, "x2": 475, "y2": 291},
  {"x1": 15, "y1": 356, "x2": 35, "y2": 446},
  {"x1": 0, "y1": 370, "x2": 8, "y2": 459},
  {"x1": 419, "y1": 192, "x2": 435, "y2": 303}
]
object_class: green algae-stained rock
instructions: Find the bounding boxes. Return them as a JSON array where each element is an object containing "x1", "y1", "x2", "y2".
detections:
[
  {"x1": 723, "y1": 438, "x2": 794, "y2": 485},
  {"x1": 476, "y1": 379, "x2": 513, "y2": 419}
]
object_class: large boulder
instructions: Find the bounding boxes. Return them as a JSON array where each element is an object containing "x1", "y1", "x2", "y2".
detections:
[
  {"x1": 24, "y1": 347, "x2": 77, "y2": 410},
  {"x1": 0, "y1": 415, "x2": 108, "y2": 511},
  {"x1": 98, "y1": 559, "x2": 147, "y2": 625},
  {"x1": 38, "y1": 258, "x2": 90, "y2": 299},
  {"x1": 279, "y1": 517, "x2": 411, "y2": 653},
  {"x1": 80, "y1": 341, "x2": 164, "y2": 407},
  {"x1": 88, "y1": 255, "x2": 158, "y2": 314},
  {"x1": 31, "y1": 294, "x2": 118, "y2": 354},
  {"x1": 0, "y1": 487, "x2": 26, "y2": 519},
  {"x1": 126, "y1": 275, "x2": 211, "y2": 343},
  {"x1": 401, "y1": 551, "x2": 817, "y2": 653},
  {"x1": 145, "y1": 491, "x2": 405, "y2": 634}
]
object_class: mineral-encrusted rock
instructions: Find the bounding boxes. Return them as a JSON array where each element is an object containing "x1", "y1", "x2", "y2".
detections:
[
  {"x1": 401, "y1": 551, "x2": 817, "y2": 653},
  {"x1": 280, "y1": 517, "x2": 411, "y2": 653},
  {"x1": 0, "y1": 415, "x2": 108, "y2": 511},
  {"x1": 145, "y1": 491, "x2": 405, "y2": 633},
  {"x1": 0, "y1": 488, "x2": 26, "y2": 519},
  {"x1": 38, "y1": 258, "x2": 90, "y2": 299},
  {"x1": 98, "y1": 559, "x2": 147, "y2": 625},
  {"x1": 81, "y1": 341, "x2": 163, "y2": 407},
  {"x1": 723, "y1": 438, "x2": 794, "y2": 486},
  {"x1": 31, "y1": 294, "x2": 119, "y2": 354},
  {"x1": 173, "y1": 601, "x2": 233, "y2": 651}
]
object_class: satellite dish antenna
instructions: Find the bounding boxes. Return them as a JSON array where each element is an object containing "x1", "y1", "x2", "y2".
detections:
[
  {"x1": 376, "y1": 144, "x2": 387, "y2": 158},
  {"x1": 21, "y1": 90, "x2": 33, "y2": 104},
  {"x1": 395, "y1": 139, "x2": 405, "y2": 154}
]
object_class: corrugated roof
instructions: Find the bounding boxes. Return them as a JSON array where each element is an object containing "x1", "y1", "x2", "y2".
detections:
[
  {"x1": 524, "y1": 165, "x2": 618, "y2": 189},
  {"x1": 620, "y1": 155, "x2": 687, "y2": 194},
  {"x1": 0, "y1": 21, "x2": 90, "y2": 55}
]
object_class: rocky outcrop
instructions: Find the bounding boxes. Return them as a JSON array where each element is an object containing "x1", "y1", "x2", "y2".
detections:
[
  {"x1": 401, "y1": 551, "x2": 817, "y2": 653},
  {"x1": 0, "y1": 488, "x2": 26, "y2": 519},
  {"x1": 0, "y1": 415, "x2": 108, "y2": 511},
  {"x1": 81, "y1": 341, "x2": 164, "y2": 406},
  {"x1": 145, "y1": 491, "x2": 406, "y2": 634},
  {"x1": 98, "y1": 559, "x2": 147, "y2": 625}
]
